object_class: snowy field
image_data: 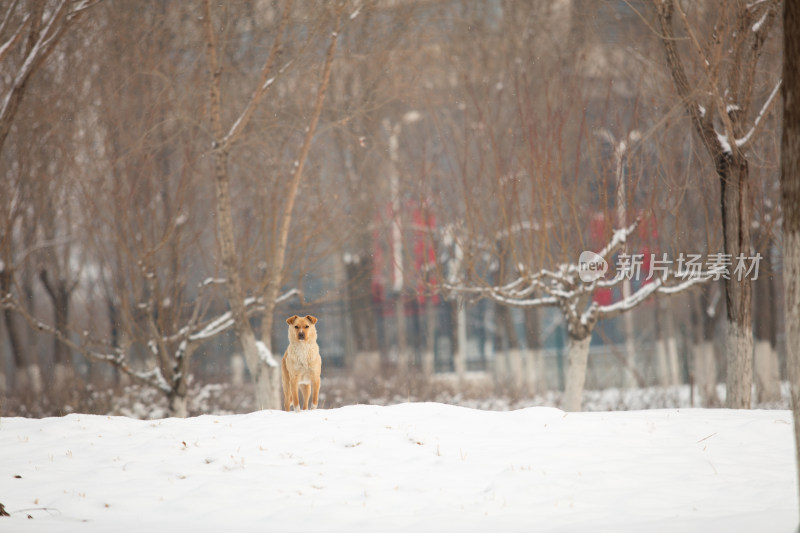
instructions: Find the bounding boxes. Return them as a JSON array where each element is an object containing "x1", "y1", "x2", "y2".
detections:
[{"x1": 1, "y1": 403, "x2": 798, "y2": 532}]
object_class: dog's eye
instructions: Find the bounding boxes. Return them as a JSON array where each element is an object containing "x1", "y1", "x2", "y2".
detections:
[
  {"x1": 295, "y1": 326, "x2": 299, "y2": 329},
  {"x1": 304, "y1": 325, "x2": 309, "y2": 329}
]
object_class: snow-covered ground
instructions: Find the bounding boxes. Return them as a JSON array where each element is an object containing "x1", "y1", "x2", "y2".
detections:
[{"x1": 1, "y1": 403, "x2": 797, "y2": 532}]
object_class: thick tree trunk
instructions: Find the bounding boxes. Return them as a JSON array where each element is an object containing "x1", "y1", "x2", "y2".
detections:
[
  {"x1": 563, "y1": 334, "x2": 591, "y2": 412},
  {"x1": 719, "y1": 156, "x2": 754, "y2": 409},
  {"x1": 781, "y1": 1, "x2": 800, "y2": 519},
  {"x1": 656, "y1": 1, "x2": 765, "y2": 410}
]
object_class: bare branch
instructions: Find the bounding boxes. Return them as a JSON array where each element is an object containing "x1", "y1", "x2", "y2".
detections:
[
  {"x1": 0, "y1": 292, "x2": 170, "y2": 393},
  {"x1": 222, "y1": 0, "x2": 294, "y2": 149},
  {"x1": 654, "y1": 0, "x2": 723, "y2": 157},
  {"x1": 0, "y1": 13, "x2": 29, "y2": 65},
  {"x1": 0, "y1": 0, "x2": 21, "y2": 37},
  {"x1": 261, "y1": 3, "x2": 344, "y2": 318},
  {"x1": 735, "y1": 79, "x2": 782, "y2": 150}
]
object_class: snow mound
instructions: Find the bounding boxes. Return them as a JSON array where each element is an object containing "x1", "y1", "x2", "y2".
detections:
[{"x1": 0, "y1": 404, "x2": 797, "y2": 532}]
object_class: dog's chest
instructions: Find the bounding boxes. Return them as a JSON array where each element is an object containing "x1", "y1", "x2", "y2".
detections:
[{"x1": 286, "y1": 342, "x2": 318, "y2": 377}]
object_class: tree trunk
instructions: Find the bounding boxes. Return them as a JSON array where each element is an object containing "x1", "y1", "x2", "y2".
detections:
[
  {"x1": 498, "y1": 306, "x2": 523, "y2": 391},
  {"x1": 454, "y1": 298, "x2": 467, "y2": 379},
  {"x1": 656, "y1": 298, "x2": 680, "y2": 387},
  {"x1": 211, "y1": 145, "x2": 276, "y2": 409},
  {"x1": 664, "y1": 301, "x2": 681, "y2": 386},
  {"x1": 524, "y1": 307, "x2": 544, "y2": 393},
  {"x1": 693, "y1": 341, "x2": 719, "y2": 407},
  {"x1": 231, "y1": 354, "x2": 245, "y2": 387},
  {"x1": 27, "y1": 364, "x2": 42, "y2": 395},
  {"x1": 691, "y1": 287, "x2": 721, "y2": 406},
  {"x1": 0, "y1": 268, "x2": 24, "y2": 393},
  {"x1": 781, "y1": 0, "x2": 800, "y2": 519},
  {"x1": 395, "y1": 293, "x2": 409, "y2": 370},
  {"x1": 345, "y1": 256, "x2": 379, "y2": 353},
  {"x1": 720, "y1": 155, "x2": 754, "y2": 409},
  {"x1": 256, "y1": 297, "x2": 282, "y2": 410},
  {"x1": 655, "y1": 302, "x2": 670, "y2": 387},
  {"x1": 39, "y1": 271, "x2": 74, "y2": 389},
  {"x1": 2, "y1": 308, "x2": 22, "y2": 394},
  {"x1": 753, "y1": 239, "x2": 781, "y2": 403},
  {"x1": 168, "y1": 393, "x2": 188, "y2": 419},
  {"x1": 563, "y1": 334, "x2": 591, "y2": 412},
  {"x1": 620, "y1": 279, "x2": 638, "y2": 388},
  {"x1": 423, "y1": 295, "x2": 436, "y2": 377},
  {"x1": 655, "y1": 1, "x2": 762, "y2": 410},
  {"x1": 52, "y1": 284, "x2": 72, "y2": 386},
  {"x1": 754, "y1": 340, "x2": 780, "y2": 403}
]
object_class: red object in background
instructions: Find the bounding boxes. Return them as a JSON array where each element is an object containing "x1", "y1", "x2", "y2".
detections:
[
  {"x1": 371, "y1": 210, "x2": 388, "y2": 306},
  {"x1": 412, "y1": 207, "x2": 439, "y2": 306},
  {"x1": 589, "y1": 212, "x2": 608, "y2": 250},
  {"x1": 593, "y1": 287, "x2": 613, "y2": 306},
  {"x1": 371, "y1": 203, "x2": 440, "y2": 316}
]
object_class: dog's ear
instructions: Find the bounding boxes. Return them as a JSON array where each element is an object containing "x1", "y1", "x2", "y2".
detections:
[
  {"x1": 286, "y1": 315, "x2": 298, "y2": 325},
  {"x1": 305, "y1": 315, "x2": 318, "y2": 325}
]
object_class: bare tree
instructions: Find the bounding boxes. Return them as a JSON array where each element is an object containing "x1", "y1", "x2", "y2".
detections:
[
  {"x1": 654, "y1": 0, "x2": 782, "y2": 408},
  {"x1": 449, "y1": 218, "x2": 715, "y2": 411},
  {"x1": 201, "y1": 0, "x2": 343, "y2": 409}
]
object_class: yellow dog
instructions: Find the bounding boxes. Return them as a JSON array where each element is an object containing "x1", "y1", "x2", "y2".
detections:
[{"x1": 281, "y1": 315, "x2": 321, "y2": 411}]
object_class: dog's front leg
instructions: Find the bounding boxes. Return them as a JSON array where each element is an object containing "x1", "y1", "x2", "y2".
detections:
[
  {"x1": 291, "y1": 381, "x2": 301, "y2": 412},
  {"x1": 311, "y1": 375, "x2": 320, "y2": 410},
  {"x1": 300, "y1": 383, "x2": 311, "y2": 410}
]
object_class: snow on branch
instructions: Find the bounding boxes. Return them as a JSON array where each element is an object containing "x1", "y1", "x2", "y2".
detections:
[
  {"x1": 256, "y1": 341, "x2": 279, "y2": 368},
  {"x1": 444, "y1": 217, "x2": 713, "y2": 339},
  {"x1": 595, "y1": 217, "x2": 641, "y2": 262},
  {"x1": 189, "y1": 289, "x2": 300, "y2": 342},
  {"x1": 734, "y1": 79, "x2": 782, "y2": 150},
  {"x1": 0, "y1": 292, "x2": 172, "y2": 393}
]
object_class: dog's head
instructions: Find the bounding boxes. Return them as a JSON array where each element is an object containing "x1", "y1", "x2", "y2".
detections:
[{"x1": 286, "y1": 314, "x2": 318, "y2": 344}]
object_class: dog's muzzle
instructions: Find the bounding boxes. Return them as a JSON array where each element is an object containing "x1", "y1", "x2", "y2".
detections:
[{"x1": 298, "y1": 332, "x2": 305, "y2": 340}]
